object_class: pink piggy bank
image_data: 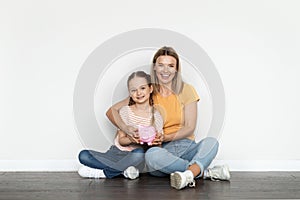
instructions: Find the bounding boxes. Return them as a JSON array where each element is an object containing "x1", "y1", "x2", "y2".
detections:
[{"x1": 138, "y1": 125, "x2": 156, "y2": 145}]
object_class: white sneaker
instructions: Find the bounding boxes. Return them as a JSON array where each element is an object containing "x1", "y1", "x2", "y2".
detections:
[
  {"x1": 123, "y1": 166, "x2": 139, "y2": 180},
  {"x1": 206, "y1": 165, "x2": 230, "y2": 181},
  {"x1": 78, "y1": 166, "x2": 106, "y2": 178},
  {"x1": 170, "y1": 170, "x2": 196, "y2": 190}
]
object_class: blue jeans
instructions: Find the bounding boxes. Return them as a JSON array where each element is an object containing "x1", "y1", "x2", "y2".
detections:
[
  {"x1": 78, "y1": 146, "x2": 145, "y2": 178},
  {"x1": 145, "y1": 137, "x2": 219, "y2": 178}
]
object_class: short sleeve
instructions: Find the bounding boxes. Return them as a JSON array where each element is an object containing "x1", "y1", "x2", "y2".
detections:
[{"x1": 178, "y1": 83, "x2": 200, "y2": 105}]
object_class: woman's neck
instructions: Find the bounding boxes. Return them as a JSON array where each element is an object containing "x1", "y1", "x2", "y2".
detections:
[{"x1": 159, "y1": 85, "x2": 173, "y2": 97}]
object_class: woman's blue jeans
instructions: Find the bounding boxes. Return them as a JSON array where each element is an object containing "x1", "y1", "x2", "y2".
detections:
[
  {"x1": 78, "y1": 146, "x2": 145, "y2": 178},
  {"x1": 145, "y1": 137, "x2": 219, "y2": 178}
]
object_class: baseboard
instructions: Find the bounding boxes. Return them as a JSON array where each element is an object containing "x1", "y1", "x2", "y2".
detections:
[
  {"x1": 212, "y1": 160, "x2": 300, "y2": 171},
  {"x1": 0, "y1": 160, "x2": 81, "y2": 172},
  {"x1": 0, "y1": 159, "x2": 299, "y2": 172}
]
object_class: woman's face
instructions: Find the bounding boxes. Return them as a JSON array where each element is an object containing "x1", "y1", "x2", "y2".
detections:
[
  {"x1": 128, "y1": 77, "x2": 153, "y2": 105},
  {"x1": 154, "y1": 55, "x2": 177, "y2": 86}
]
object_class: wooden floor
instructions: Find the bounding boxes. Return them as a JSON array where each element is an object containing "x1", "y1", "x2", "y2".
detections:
[{"x1": 0, "y1": 172, "x2": 299, "y2": 200}]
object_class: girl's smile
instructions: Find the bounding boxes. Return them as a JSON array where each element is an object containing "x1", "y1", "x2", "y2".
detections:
[{"x1": 128, "y1": 77, "x2": 153, "y2": 105}]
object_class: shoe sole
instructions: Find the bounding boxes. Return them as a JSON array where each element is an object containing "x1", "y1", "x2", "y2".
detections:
[
  {"x1": 125, "y1": 166, "x2": 139, "y2": 180},
  {"x1": 170, "y1": 173, "x2": 184, "y2": 190}
]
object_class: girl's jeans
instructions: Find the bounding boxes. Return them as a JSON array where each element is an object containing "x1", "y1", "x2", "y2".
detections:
[
  {"x1": 145, "y1": 137, "x2": 219, "y2": 178},
  {"x1": 78, "y1": 146, "x2": 145, "y2": 178}
]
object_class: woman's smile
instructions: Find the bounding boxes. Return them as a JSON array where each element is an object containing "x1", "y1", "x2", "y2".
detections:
[{"x1": 154, "y1": 55, "x2": 177, "y2": 86}]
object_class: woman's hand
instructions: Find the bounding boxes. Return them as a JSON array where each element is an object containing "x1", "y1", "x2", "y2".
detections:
[{"x1": 151, "y1": 132, "x2": 164, "y2": 146}]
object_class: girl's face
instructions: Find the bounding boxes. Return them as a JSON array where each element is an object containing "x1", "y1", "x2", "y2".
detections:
[
  {"x1": 128, "y1": 76, "x2": 153, "y2": 105},
  {"x1": 154, "y1": 55, "x2": 177, "y2": 86}
]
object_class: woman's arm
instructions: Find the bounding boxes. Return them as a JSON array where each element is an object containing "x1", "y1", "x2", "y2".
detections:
[
  {"x1": 106, "y1": 98, "x2": 128, "y2": 127},
  {"x1": 163, "y1": 101, "x2": 198, "y2": 142},
  {"x1": 106, "y1": 98, "x2": 138, "y2": 136}
]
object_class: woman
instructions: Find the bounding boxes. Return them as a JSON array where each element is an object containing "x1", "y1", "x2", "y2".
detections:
[{"x1": 107, "y1": 47, "x2": 230, "y2": 189}]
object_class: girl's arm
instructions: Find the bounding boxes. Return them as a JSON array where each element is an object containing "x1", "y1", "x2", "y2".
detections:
[
  {"x1": 163, "y1": 101, "x2": 198, "y2": 142},
  {"x1": 106, "y1": 98, "x2": 138, "y2": 136}
]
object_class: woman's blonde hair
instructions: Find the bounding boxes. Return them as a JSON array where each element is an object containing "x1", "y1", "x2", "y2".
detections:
[{"x1": 150, "y1": 46, "x2": 184, "y2": 94}]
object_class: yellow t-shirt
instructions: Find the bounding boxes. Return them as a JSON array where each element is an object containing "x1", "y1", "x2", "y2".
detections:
[{"x1": 153, "y1": 83, "x2": 200, "y2": 140}]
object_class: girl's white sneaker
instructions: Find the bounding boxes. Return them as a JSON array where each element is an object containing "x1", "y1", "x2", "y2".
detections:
[
  {"x1": 123, "y1": 166, "x2": 139, "y2": 180},
  {"x1": 78, "y1": 166, "x2": 106, "y2": 178}
]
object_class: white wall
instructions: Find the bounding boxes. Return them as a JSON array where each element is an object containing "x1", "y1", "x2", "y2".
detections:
[{"x1": 1, "y1": 0, "x2": 300, "y2": 171}]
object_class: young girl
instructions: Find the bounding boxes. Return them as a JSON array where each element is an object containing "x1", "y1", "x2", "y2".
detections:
[{"x1": 78, "y1": 71, "x2": 163, "y2": 179}]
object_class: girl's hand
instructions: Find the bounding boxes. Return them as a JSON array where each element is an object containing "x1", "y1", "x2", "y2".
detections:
[
  {"x1": 124, "y1": 126, "x2": 139, "y2": 137},
  {"x1": 127, "y1": 134, "x2": 140, "y2": 144}
]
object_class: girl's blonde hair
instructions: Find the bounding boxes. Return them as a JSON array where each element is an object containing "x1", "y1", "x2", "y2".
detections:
[{"x1": 150, "y1": 46, "x2": 184, "y2": 95}]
